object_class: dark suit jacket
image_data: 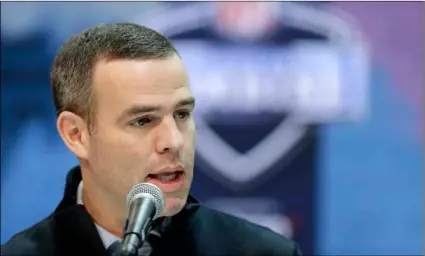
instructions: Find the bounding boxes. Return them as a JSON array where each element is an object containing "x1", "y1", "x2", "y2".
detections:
[{"x1": 1, "y1": 166, "x2": 302, "y2": 256}]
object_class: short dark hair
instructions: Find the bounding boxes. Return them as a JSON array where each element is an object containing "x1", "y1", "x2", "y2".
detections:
[{"x1": 50, "y1": 22, "x2": 178, "y2": 129}]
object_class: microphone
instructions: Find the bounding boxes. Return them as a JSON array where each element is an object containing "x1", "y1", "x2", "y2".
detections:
[{"x1": 120, "y1": 183, "x2": 165, "y2": 256}]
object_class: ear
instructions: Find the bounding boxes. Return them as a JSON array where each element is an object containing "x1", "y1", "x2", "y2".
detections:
[{"x1": 57, "y1": 111, "x2": 90, "y2": 160}]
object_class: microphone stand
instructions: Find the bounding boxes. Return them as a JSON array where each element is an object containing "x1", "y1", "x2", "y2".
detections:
[
  {"x1": 119, "y1": 225, "x2": 152, "y2": 256},
  {"x1": 119, "y1": 234, "x2": 141, "y2": 256}
]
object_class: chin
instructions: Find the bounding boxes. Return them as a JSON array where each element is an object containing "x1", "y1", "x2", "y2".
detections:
[{"x1": 161, "y1": 195, "x2": 187, "y2": 217}]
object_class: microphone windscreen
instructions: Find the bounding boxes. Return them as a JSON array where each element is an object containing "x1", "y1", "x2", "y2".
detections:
[{"x1": 126, "y1": 183, "x2": 165, "y2": 219}]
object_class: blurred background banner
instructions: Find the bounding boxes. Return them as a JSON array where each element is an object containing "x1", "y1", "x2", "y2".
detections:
[{"x1": 1, "y1": 2, "x2": 423, "y2": 255}]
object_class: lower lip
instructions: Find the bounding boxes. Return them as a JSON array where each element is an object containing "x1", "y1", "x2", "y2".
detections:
[{"x1": 146, "y1": 172, "x2": 185, "y2": 193}]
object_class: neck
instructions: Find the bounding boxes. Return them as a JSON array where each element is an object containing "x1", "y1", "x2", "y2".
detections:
[{"x1": 80, "y1": 169, "x2": 126, "y2": 238}]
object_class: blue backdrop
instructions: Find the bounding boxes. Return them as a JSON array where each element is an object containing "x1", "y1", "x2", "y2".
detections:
[{"x1": 1, "y1": 2, "x2": 423, "y2": 254}]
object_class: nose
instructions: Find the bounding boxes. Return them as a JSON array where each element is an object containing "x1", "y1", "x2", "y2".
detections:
[{"x1": 155, "y1": 118, "x2": 184, "y2": 156}]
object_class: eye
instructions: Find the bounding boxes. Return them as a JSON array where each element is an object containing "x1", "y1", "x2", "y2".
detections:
[
  {"x1": 130, "y1": 117, "x2": 152, "y2": 127},
  {"x1": 174, "y1": 110, "x2": 190, "y2": 120}
]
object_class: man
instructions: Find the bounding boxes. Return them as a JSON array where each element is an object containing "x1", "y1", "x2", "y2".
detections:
[{"x1": 1, "y1": 23, "x2": 302, "y2": 256}]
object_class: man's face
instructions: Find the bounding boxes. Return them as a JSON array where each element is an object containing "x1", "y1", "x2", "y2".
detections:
[{"x1": 87, "y1": 54, "x2": 195, "y2": 217}]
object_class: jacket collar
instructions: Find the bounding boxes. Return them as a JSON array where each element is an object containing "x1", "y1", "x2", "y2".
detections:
[{"x1": 51, "y1": 166, "x2": 199, "y2": 255}]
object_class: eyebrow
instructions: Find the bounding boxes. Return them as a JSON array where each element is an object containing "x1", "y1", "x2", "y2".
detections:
[
  {"x1": 175, "y1": 97, "x2": 196, "y2": 109},
  {"x1": 120, "y1": 96, "x2": 196, "y2": 121}
]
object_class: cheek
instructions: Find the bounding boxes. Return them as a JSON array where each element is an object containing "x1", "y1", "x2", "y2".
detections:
[
  {"x1": 89, "y1": 132, "x2": 147, "y2": 172},
  {"x1": 185, "y1": 120, "x2": 196, "y2": 143},
  {"x1": 89, "y1": 135, "x2": 155, "y2": 196},
  {"x1": 182, "y1": 124, "x2": 196, "y2": 165}
]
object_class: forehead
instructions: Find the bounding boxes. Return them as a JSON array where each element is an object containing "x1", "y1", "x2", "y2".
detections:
[{"x1": 92, "y1": 55, "x2": 191, "y2": 110}]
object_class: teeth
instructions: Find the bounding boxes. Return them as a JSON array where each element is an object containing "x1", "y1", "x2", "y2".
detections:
[{"x1": 155, "y1": 173, "x2": 178, "y2": 182}]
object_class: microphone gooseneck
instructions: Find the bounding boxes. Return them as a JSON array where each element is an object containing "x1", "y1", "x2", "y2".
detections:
[{"x1": 120, "y1": 183, "x2": 165, "y2": 256}]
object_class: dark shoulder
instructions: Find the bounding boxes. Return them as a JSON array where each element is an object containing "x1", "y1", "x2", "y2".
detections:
[
  {"x1": 1, "y1": 216, "x2": 53, "y2": 256},
  {"x1": 190, "y1": 204, "x2": 302, "y2": 255}
]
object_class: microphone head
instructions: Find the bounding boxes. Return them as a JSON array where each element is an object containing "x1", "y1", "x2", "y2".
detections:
[{"x1": 126, "y1": 183, "x2": 165, "y2": 219}]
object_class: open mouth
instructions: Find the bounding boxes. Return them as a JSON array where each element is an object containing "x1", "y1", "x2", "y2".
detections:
[{"x1": 147, "y1": 171, "x2": 184, "y2": 184}]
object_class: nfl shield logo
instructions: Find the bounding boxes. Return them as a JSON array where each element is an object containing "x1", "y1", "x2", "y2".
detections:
[
  {"x1": 135, "y1": 2, "x2": 369, "y2": 190},
  {"x1": 214, "y1": 2, "x2": 279, "y2": 41}
]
